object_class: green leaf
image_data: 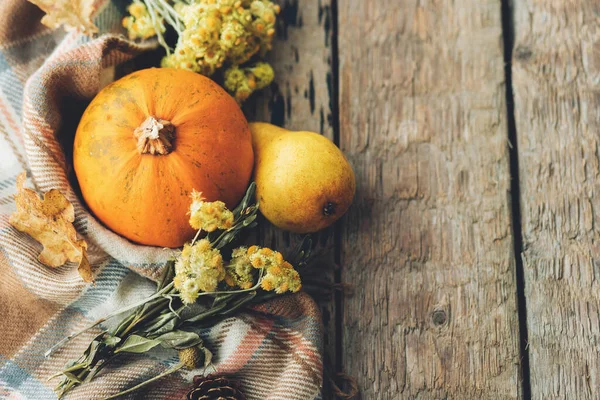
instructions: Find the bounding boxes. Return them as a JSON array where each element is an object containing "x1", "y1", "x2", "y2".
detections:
[
  {"x1": 114, "y1": 335, "x2": 161, "y2": 354},
  {"x1": 84, "y1": 354, "x2": 117, "y2": 383},
  {"x1": 112, "y1": 312, "x2": 136, "y2": 337},
  {"x1": 155, "y1": 330, "x2": 202, "y2": 350},
  {"x1": 221, "y1": 291, "x2": 257, "y2": 315},
  {"x1": 141, "y1": 312, "x2": 179, "y2": 336},
  {"x1": 242, "y1": 214, "x2": 257, "y2": 226},
  {"x1": 157, "y1": 260, "x2": 175, "y2": 291},
  {"x1": 152, "y1": 316, "x2": 179, "y2": 336},
  {"x1": 80, "y1": 337, "x2": 103, "y2": 368},
  {"x1": 136, "y1": 296, "x2": 168, "y2": 319},
  {"x1": 233, "y1": 182, "x2": 257, "y2": 215},
  {"x1": 208, "y1": 183, "x2": 259, "y2": 249},
  {"x1": 62, "y1": 371, "x2": 82, "y2": 384},
  {"x1": 103, "y1": 336, "x2": 121, "y2": 347},
  {"x1": 183, "y1": 298, "x2": 230, "y2": 324},
  {"x1": 182, "y1": 291, "x2": 257, "y2": 329},
  {"x1": 289, "y1": 235, "x2": 313, "y2": 269},
  {"x1": 128, "y1": 297, "x2": 171, "y2": 332},
  {"x1": 202, "y1": 346, "x2": 213, "y2": 369},
  {"x1": 213, "y1": 293, "x2": 234, "y2": 306}
]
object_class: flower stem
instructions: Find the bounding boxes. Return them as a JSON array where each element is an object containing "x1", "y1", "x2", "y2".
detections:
[
  {"x1": 101, "y1": 363, "x2": 185, "y2": 400},
  {"x1": 144, "y1": 0, "x2": 171, "y2": 54},
  {"x1": 191, "y1": 228, "x2": 202, "y2": 245},
  {"x1": 120, "y1": 297, "x2": 170, "y2": 337},
  {"x1": 154, "y1": 0, "x2": 184, "y2": 35},
  {"x1": 44, "y1": 283, "x2": 175, "y2": 358}
]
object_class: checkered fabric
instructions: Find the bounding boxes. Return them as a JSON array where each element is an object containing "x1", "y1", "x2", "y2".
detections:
[{"x1": 0, "y1": 1, "x2": 323, "y2": 399}]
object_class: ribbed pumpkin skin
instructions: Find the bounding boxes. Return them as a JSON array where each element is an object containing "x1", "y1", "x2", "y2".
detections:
[{"x1": 73, "y1": 68, "x2": 254, "y2": 248}]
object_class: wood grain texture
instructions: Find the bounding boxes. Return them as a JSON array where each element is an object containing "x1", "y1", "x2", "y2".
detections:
[
  {"x1": 338, "y1": 1, "x2": 521, "y2": 398},
  {"x1": 248, "y1": 0, "x2": 339, "y2": 396},
  {"x1": 512, "y1": 1, "x2": 600, "y2": 398},
  {"x1": 250, "y1": 0, "x2": 334, "y2": 140}
]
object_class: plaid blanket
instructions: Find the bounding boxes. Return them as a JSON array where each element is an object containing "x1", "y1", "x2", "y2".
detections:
[{"x1": 0, "y1": 1, "x2": 323, "y2": 399}]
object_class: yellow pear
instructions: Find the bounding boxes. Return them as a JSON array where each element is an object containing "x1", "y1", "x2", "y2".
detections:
[{"x1": 250, "y1": 122, "x2": 355, "y2": 233}]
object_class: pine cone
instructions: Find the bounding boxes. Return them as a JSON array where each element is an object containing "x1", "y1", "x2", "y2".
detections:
[{"x1": 186, "y1": 375, "x2": 247, "y2": 400}]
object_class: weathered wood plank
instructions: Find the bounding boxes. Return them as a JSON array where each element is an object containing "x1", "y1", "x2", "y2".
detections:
[
  {"x1": 338, "y1": 1, "x2": 521, "y2": 398},
  {"x1": 248, "y1": 0, "x2": 338, "y2": 396},
  {"x1": 512, "y1": 1, "x2": 600, "y2": 398},
  {"x1": 250, "y1": 0, "x2": 334, "y2": 141}
]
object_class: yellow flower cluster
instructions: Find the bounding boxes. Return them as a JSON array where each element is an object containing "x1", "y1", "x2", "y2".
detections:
[
  {"x1": 174, "y1": 239, "x2": 225, "y2": 304},
  {"x1": 224, "y1": 62, "x2": 274, "y2": 103},
  {"x1": 189, "y1": 190, "x2": 234, "y2": 232},
  {"x1": 224, "y1": 246, "x2": 256, "y2": 289},
  {"x1": 226, "y1": 245, "x2": 301, "y2": 294},
  {"x1": 122, "y1": 1, "x2": 164, "y2": 40},
  {"x1": 161, "y1": 0, "x2": 280, "y2": 76}
]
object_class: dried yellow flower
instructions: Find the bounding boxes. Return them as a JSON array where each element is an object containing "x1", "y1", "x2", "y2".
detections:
[
  {"x1": 159, "y1": 0, "x2": 279, "y2": 78},
  {"x1": 178, "y1": 347, "x2": 203, "y2": 369},
  {"x1": 175, "y1": 239, "x2": 225, "y2": 304},
  {"x1": 226, "y1": 245, "x2": 301, "y2": 293},
  {"x1": 246, "y1": 246, "x2": 282, "y2": 270},
  {"x1": 122, "y1": 0, "x2": 164, "y2": 40},
  {"x1": 189, "y1": 190, "x2": 234, "y2": 232},
  {"x1": 261, "y1": 263, "x2": 301, "y2": 294},
  {"x1": 224, "y1": 246, "x2": 255, "y2": 289}
]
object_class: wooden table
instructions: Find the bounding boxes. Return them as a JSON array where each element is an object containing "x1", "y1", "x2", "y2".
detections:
[{"x1": 251, "y1": 1, "x2": 600, "y2": 398}]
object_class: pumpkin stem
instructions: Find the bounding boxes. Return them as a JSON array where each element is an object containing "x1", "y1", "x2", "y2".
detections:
[{"x1": 134, "y1": 116, "x2": 175, "y2": 155}]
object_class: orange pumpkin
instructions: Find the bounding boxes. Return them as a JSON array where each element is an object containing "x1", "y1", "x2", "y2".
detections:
[{"x1": 73, "y1": 68, "x2": 254, "y2": 248}]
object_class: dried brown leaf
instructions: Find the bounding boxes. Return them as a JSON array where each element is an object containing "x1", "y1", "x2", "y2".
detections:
[
  {"x1": 27, "y1": 0, "x2": 98, "y2": 35},
  {"x1": 77, "y1": 240, "x2": 94, "y2": 283},
  {"x1": 9, "y1": 173, "x2": 93, "y2": 282}
]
